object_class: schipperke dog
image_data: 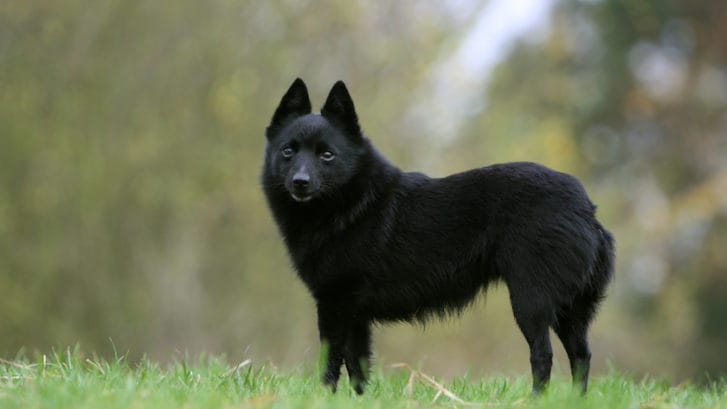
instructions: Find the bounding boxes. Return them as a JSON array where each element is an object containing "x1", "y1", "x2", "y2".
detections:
[{"x1": 262, "y1": 78, "x2": 614, "y2": 395}]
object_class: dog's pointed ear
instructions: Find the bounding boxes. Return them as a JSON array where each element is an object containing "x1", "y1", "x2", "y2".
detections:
[
  {"x1": 321, "y1": 81, "x2": 361, "y2": 139},
  {"x1": 267, "y1": 78, "x2": 311, "y2": 136}
]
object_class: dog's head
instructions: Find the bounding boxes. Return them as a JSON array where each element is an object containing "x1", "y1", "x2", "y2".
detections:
[{"x1": 263, "y1": 78, "x2": 366, "y2": 203}]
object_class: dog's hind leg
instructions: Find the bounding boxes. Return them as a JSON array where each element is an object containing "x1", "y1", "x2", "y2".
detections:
[
  {"x1": 554, "y1": 225, "x2": 614, "y2": 393},
  {"x1": 553, "y1": 297, "x2": 597, "y2": 393},
  {"x1": 344, "y1": 319, "x2": 371, "y2": 395},
  {"x1": 507, "y1": 285, "x2": 555, "y2": 394}
]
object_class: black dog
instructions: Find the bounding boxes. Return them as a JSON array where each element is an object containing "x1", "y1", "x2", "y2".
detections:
[{"x1": 262, "y1": 78, "x2": 614, "y2": 394}]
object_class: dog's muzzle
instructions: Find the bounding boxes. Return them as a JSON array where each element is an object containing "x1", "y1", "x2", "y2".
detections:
[{"x1": 290, "y1": 172, "x2": 315, "y2": 202}]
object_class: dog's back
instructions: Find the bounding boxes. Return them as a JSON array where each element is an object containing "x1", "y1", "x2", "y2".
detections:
[{"x1": 347, "y1": 161, "x2": 613, "y2": 326}]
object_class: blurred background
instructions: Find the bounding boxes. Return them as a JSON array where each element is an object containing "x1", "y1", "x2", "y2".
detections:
[{"x1": 1, "y1": 0, "x2": 726, "y2": 382}]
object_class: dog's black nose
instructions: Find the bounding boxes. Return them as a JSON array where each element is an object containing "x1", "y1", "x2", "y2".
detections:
[{"x1": 292, "y1": 173, "x2": 310, "y2": 189}]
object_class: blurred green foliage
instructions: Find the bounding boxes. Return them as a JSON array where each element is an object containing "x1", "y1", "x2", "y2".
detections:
[{"x1": 1, "y1": 0, "x2": 725, "y2": 380}]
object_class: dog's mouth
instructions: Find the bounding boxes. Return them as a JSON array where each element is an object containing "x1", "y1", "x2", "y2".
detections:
[{"x1": 291, "y1": 192, "x2": 313, "y2": 203}]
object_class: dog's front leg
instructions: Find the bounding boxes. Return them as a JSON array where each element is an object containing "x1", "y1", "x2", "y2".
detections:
[
  {"x1": 316, "y1": 300, "x2": 348, "y2": 392},
  {"x1": 344, "y1": 319, "x2": 371, "y2": 394}
]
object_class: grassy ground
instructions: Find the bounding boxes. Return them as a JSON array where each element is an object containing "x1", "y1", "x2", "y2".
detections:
[{"x1": 1, "y1": 350, "x2": 725, "y2": 409}]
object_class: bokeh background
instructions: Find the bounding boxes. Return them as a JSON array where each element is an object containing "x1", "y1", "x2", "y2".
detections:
[{"x1": 1, "y1": 0, "x2": 726, "y2": 381}]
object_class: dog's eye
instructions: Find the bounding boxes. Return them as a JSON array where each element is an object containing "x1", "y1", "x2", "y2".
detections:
[
  {"x1": 320, "y1": 151, "x2": 335, "y2": 161},
  {"x1": 281, "y1": 147, "x2": 294, "y2": 158}
]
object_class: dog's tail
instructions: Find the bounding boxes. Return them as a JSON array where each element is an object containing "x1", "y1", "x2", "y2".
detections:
[{"x1": 590, "y1": 222, "x2": 615, "y2": 303}]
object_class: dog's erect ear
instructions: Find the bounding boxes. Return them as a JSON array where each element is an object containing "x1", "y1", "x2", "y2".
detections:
[
  {"x1": 321, "y1": 81, "x2": 361, "y2": 139},
  {"x1": 268, "y1": 78, "x2": 312, "y2": 135}
]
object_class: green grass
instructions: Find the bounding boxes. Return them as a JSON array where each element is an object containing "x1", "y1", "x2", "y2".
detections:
[{"x1": 1, "y1": 350, "x2": 725, "y2": 409}]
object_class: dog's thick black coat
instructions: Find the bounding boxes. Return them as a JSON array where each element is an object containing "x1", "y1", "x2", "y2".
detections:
[{"x1": 262, "y1": 78, "x2": 615, "y2": 395}]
